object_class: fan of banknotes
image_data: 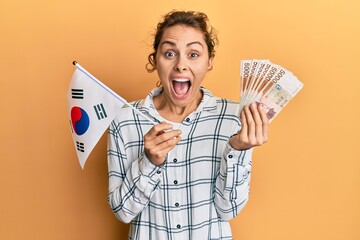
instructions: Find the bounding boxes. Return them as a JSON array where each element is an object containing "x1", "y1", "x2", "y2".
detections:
[{"x1": 239, "y1": 59, "x2": 304, "y2": 122}]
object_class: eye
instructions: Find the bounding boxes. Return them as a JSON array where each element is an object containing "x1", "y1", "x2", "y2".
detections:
[
  {"x1": 189, "y1": 52, "x2": 200, "y2": 58},
  {"x1": 164, "y1": 51, "x2": 176, "y2": 58}
]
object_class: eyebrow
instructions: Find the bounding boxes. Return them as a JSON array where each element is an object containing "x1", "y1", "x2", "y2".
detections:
[{"x1": 161, "y1": 41, "x2": 204, "y2": 48}]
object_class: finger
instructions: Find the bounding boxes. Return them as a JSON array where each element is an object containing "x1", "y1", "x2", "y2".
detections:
[
  {"x1": 147, "y1": 122, "x2": 173, "y2": 137},
  {"x1": 157, "y1": 135, "x2": 182, "y2": 152},
  {"x1": 147, "y1": 135, "x2": 181, "y2": 158},
  {"x1": 152, "y1": 129, "x2": 182, "y2": 146},
  {"x1": 250, "y1": 103, "x2": 263, "y2": 144},
  {"x1": 144, "y1": 122, "x2": 173, "y2": 145},
  {"x1": 144, "y1": 122, "x2": 172, "y2": 149},
  {"x1": 244, "y1": 105, "x2": 255, "y2": 139},
  {"x1": 258, "y1": 104, "x2": 269, "y2": 142},
  {"x1": 239, "y1": 109, "x2": 248, "y2": 140}
]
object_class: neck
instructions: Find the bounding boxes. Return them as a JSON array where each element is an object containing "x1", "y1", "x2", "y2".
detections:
[{"x1": 153, "y1": 90, "x2": 203, "y2": 123}]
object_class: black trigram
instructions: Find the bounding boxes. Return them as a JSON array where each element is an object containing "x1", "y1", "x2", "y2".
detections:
[
  {"x1": 72, "y1": 89, "x2": 84, "y2": 99},
  {"x1": 76, "y1": 141, "x2": 84, "y2": 152},
  {"x1": 94, "y1": 103, "x2": 107, "y2": 120}
]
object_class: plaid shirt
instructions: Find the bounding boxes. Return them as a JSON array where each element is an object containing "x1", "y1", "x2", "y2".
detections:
[{"x1": 108, "y1": 87, "x2": 253, "y2": 240}]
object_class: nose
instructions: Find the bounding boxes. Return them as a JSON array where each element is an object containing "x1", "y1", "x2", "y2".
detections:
[{"x1": 174, "y1": 55, "x2": 187, "y2": 72}]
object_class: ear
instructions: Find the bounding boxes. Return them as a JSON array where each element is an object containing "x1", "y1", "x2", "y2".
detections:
[
  {"x1": 150, "y1": 53, "x2": 157, "y2": 71},
  {"x1": 207, "y1": 57, "x2": 214, "y2": 71}
]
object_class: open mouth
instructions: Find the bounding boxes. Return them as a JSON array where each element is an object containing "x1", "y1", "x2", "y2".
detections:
[{"x1": 172, "y1": 78, "x2": 191, "y2": 97}]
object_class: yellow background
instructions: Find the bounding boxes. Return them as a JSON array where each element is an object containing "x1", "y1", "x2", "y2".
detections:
[{"x1": 1, "y1": 0, "x2": 359, "y2": 239}]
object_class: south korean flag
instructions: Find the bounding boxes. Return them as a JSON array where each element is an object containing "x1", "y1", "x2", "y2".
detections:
[{"x1": 67, "y1": 62, "x2": 127, "y2": 169}]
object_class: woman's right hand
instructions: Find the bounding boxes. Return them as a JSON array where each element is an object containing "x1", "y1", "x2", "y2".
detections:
[{"x1": 144, "y1": 122, "x2": 182, "y2": 166}]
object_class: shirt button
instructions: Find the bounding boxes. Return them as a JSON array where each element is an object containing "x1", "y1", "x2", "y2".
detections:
[
  {"x1": 156, "y1": 170, "x2": 161, "y2": 174},
  {"x1": 174, "y1": 180, "x2": 178, "y2": 185},
  {"x1": 177, "y1": 224, "x2": 181, "y2": 229},
  {"x1": 228, "y1": 155, "x2": 233, "y2": 159},
  {"x1": 185, "y1": 117, "x2": 190, "y2": 122},
  {"x1": 175, "y1": 202, "x2": 179, "y2": 207},
  {"x1": 173, "y1": 158, "x2": 177, "y2": 163}
]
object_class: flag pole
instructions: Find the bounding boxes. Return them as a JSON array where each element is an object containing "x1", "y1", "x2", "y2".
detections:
[{"x1": 72, "y1": 61, "x2": 157, "y2": 125}]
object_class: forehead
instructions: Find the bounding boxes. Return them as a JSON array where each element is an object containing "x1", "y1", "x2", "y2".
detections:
[{"x1": 160, "y1": 25, "x2": 206, "y2": 45}]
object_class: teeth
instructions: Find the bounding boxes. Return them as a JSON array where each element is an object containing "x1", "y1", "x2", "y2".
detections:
[{"x1": 173, "y1": 78, "x2": 190, "y2": 82}]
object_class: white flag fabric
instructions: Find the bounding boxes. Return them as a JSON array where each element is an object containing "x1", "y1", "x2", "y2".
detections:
[{"x1": 67, "y1": 63, "x2": 128, "y2": 169}]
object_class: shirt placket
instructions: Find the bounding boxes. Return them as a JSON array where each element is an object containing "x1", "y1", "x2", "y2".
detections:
[{"x1": 167, "y1": 123, "x2": 188, "y2": 240}]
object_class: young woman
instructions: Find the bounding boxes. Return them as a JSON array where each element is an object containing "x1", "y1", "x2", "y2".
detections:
[{"x1": 108, "y1": 10, "x2": 269, "y2": 240}]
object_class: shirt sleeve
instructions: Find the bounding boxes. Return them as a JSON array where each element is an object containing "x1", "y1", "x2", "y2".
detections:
[
  {"x1": 107, "y1": 122, "x2": 165, "y2": 223},
  {"x1": 214, "y1": 142, "x2": 253, "y2": 221}
]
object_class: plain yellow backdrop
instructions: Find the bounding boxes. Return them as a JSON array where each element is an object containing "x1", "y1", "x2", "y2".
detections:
[{"x1": 1, "y1": 0, "x2": 359, "y2": 239}]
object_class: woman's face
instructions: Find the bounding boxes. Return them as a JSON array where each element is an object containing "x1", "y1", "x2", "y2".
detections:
[{"x1": 155, "y1": 24, "x2": 213, "y2": 108}]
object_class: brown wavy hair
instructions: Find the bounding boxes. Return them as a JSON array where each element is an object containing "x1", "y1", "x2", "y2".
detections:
[{"x1": 146, "y1": 10, "x2": 218, "y2": 73}]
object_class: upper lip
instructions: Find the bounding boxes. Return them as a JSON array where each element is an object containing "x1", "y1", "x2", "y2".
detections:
[{"x1": 171, "y1": 76, "x2": 191, "y2": 82}]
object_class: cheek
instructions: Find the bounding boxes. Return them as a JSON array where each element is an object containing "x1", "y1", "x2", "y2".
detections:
[
  {"x1": 156, "y1": 62, "x2": 172, "y2": 81},
  {"x1": 194, "y1": 63, "x2": 210, "y2": 76},
  {"x1": 157, "y1": 64, "x2": 169, "y2": 77}
]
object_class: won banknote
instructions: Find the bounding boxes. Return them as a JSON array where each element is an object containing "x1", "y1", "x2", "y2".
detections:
[{"x1": 239, "y1": 59, "x2": 303, "y2": 122}]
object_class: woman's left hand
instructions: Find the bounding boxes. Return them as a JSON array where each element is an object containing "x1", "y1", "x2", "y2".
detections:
[{"x1": 229, "y1": 103, "x2": 269, "y2": 150}]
